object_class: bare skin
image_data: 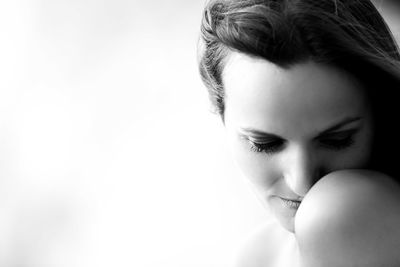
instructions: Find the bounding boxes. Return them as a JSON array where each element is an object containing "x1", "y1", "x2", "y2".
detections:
[
  {"x1": 223, "y1": 53, "x2": 375, "y2": 234},
  {"x1": 234, "y1": 219, "x2": 300, "y2": 267},
  {"x1": 222, "y1": 52, "x2": 400, "y2": 266},
  {"x1": 235, "y1": 170, "x2": 400, "y2": 267},
  {"x1": 296, "y1": 169, "x2": 400, "y2": 267}
]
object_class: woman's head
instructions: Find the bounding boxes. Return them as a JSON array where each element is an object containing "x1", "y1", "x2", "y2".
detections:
[{"x1": 198, "y1": 0, "x2": 400, "y2": 232}]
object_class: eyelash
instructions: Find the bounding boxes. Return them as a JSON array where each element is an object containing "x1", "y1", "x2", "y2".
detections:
[
  {"x1": 319, "y1": 136, "x2": 355, "y2": 150},
  {"x1": 247, "y1": 136, "x2": 355, "y2": 154},
  {"x1": 248, "y1": 140, "x2": 284, "y2": 154}
]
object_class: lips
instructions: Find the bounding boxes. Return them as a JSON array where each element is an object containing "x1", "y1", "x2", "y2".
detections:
[
  {"x1": 280, "y1": 197, "x2": 302, "y2": 209},
  {"x1": 269, "y1": 195, "x2": 302, "y2": 218},
  {"x1": 267, "y1": 196, "x2": 302, "y2": 231}
]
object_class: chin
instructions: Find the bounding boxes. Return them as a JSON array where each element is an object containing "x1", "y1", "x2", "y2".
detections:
[
  {"x1": 267, "y1": 196, "x2": 298, "y2": 233},
  {"x1": 277, "y1": 215, "x2": 296, "y2": 233}
]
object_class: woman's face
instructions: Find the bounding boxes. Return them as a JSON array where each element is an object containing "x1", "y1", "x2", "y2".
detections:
[{"x1": 223, "y1": 53, "x2": 374, "y2": 233}]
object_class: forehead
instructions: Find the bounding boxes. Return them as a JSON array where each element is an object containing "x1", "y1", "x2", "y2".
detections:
[{"x1": 222, "y1": 53, "x2": 368, "y2": 137}]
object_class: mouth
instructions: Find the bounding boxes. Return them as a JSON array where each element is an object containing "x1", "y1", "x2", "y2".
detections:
[
  {"x1": 268, "y1": 196, "x2": 303, "y2": 232},
  {"x1": 279, "y1": 197, "x2": 302, "y2": 209}
]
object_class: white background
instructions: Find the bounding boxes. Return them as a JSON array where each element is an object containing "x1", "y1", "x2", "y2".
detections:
[
  {"x1": 0, "y1": 1, "x2": 267, "y2": 266},
  {"x1": 0, "y1": 1, "x2": 398, "y2": 266}
]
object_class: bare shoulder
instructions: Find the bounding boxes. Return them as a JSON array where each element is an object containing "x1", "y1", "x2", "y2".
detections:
[
  {"x1": 234, "y1": 220, "x2": 295, "y2": 267},
  {"x1": 308, "y1": 169, "x2": 399, "y2": 194},
  {"x1": 296, "y1": 169, "x2": 400, "y2": 267}
]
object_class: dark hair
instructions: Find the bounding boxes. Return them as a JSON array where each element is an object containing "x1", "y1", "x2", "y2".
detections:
[{"x1": 197, "y1": 0, "x2": 400, "y2": 179}]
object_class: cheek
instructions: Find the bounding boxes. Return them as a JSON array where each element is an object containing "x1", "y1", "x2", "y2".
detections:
[
  {"x1": 352, "y1": 117, "x2": 375, "y2": 166},
  {"x1": 351, "y1": 142, "x2": 373, "y2": 167},
  {"x1": 342, "y1": 129, "x2": 374, "y2": 168},
  {"x1": 323, "y1": 136, "x2": 373, "y2": 172}
]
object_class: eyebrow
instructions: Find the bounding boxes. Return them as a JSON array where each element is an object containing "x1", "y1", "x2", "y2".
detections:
[
  {"x1": 240, "y1": 116, "x2": 363, "y2": 139},
  {"x1": 316, "y1": 116, "x2": 362, "y2": 136}
]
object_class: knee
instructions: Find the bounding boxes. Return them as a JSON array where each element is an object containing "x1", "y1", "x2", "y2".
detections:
[{"x1": 295, "y1": 169, "x2": 400, "y2": 267}]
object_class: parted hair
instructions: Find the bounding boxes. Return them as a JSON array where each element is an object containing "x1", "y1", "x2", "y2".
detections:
[{"x1": 198, "y1": 0, "x2": 400, "y2": 179}]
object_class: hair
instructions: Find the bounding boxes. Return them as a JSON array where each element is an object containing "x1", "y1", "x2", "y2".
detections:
[{"x1": 197, "y1": 0, "x2": 400, "y2": 179}]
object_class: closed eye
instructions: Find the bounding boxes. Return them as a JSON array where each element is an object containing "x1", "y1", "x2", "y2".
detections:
[
  {"x1": 245, "y1": 138, "x2": 285, "y2": 154},
  {"x1": 316, "y1": 129, "x2": 359, "y2": 150}
]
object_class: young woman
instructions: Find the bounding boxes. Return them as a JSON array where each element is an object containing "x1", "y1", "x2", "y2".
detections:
[{"x1": 197, "y1": 0, "x2": 400, "y2": 266}]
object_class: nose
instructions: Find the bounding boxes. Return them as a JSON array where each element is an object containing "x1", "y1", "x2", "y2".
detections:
[{"x1": 284, "y1": 145, "x2": 322, "y2": 197}]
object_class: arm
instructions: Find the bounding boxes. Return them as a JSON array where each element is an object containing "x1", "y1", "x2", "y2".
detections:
[{"x1": 295, "y1": 169, "x2": 400, "y2": 267}]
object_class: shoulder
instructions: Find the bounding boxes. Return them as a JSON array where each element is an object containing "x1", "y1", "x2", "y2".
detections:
[
  {"x1": 296, "y1": 169, "x2": 400, "y2": 226},
  {"x1": 304, "y1": 169, "x2": 398, "y2": 194},
  {"x1": 296, "y1": 169, "x2": 400, "y2": 225},
  {"x1": 234, "y1": 220, "x2": 297, "y2": 267},
  {"x1": 296, "y1": 169, "x2": 400, "y2": 267}
]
